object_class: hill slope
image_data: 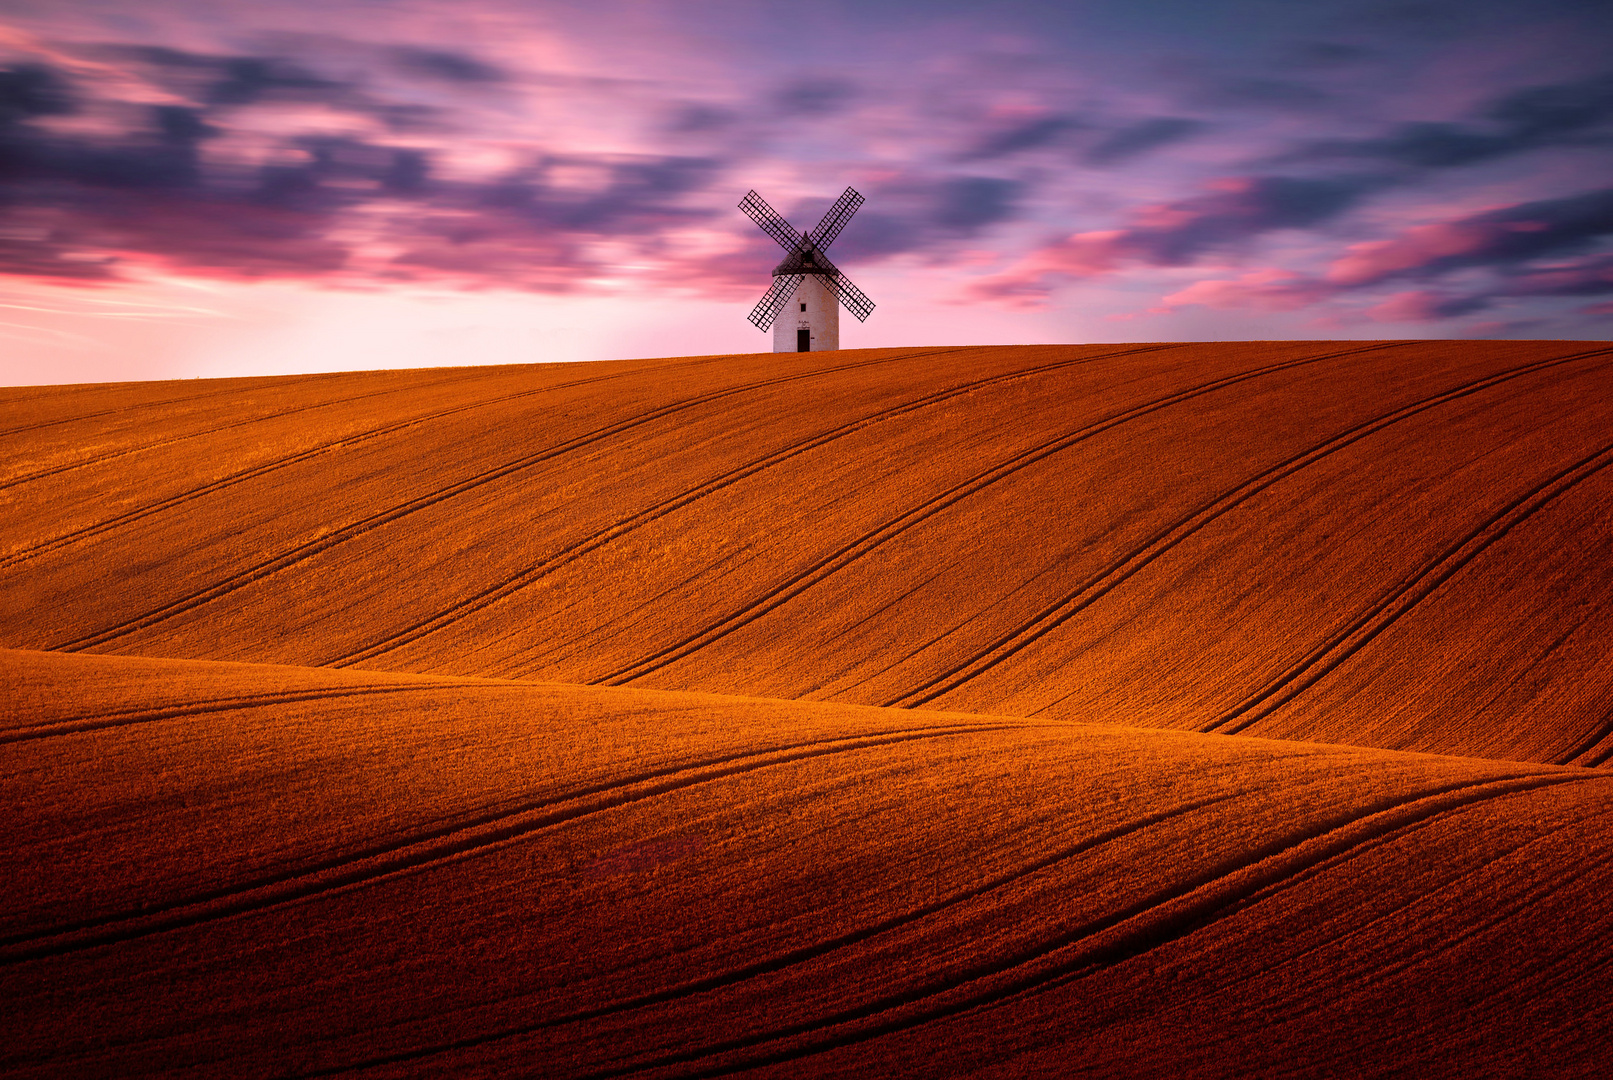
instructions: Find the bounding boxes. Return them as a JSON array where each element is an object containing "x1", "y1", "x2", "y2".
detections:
[
  {"x1": 3, "y1": 342, "x2": 1610, "y2": 763},
  {"x1": 4, "y1": 647, "x2": 1610, "y2": 1079}
]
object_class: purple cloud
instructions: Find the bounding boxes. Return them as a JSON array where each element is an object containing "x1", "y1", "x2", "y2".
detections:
[
  {"x1": 1084, "y1": 117, "x2": 1204, "y2": 166},
  {"x1": 962, "y1": 114, "x2": 1081, "y2": 160},
  {"x1": 972, "y1": 175, "x2": 1381, "y2": 302},
  {"x1": 1149, "y1": 187, "x2": 1613, "y2": 325},
  {"x1": 1288, "y1": 73, "x2": 1613, "y2": 170},
  {"x1": 1325, "y1": 187, "x2": 1613, "y2": 286}
]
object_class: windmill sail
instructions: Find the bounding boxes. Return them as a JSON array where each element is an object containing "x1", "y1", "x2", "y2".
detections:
[
  {"x1": 823, "y1": 271, "x2": 875, "y2": 323},
  {"x1": 740, "y1": 186, "x2": 874, "y2": 335},
  {"x1": 748, "y1": 273, "x2": 804, "y2": 330},
  {"x1": 739, "y1": 191, "x2": 802, "y2": 252},
  {"x1": 807, "y1": 188, "x2": 865, "y2": 251}
]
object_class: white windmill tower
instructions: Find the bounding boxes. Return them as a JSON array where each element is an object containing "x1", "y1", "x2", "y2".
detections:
[{"x1": 740, "y1": 187, "x2": 875, "y2": 352}]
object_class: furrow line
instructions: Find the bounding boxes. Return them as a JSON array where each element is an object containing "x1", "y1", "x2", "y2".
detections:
[
  {"x1": 1403, "y1": 848, "x2": 1613, "y2": 1013},
  {"x1": 1583, "y1": 742, "x2": 1613, "y2": 770},
  {"x1": 814, "y1": 560, "x2": 1073, "y2": 700},
  {"x1": 1552, "y1": 700, "x2": 1613, "y2": 767},
  {"x1": 1200, "y1": 814, "x2": 1596, "y2": 1011},
  {"x1": 0, "y1": 680, "x2": 491, "y2": 744},
  {"x1": 1206, "y1": 436, "x2": 1613, "y2": 735},
  {"x1": 0, "y1": 367, "x2": 649, "y2": 572},
  {"x1": 330, "y1": 344, "x2": 1186, "y2": 667},
  {"x1": 288, "y1": 788, "x2": 1265, "y2": 1079},
  {"x1": 597, "y1": 342, "x2": 1412, "y2": 686},
  {"x1": 0, "y1": 367, "x2": 495, "y2": 492},
  {"x1": 970, "y1": 774, "x2": 1613, "y2": 1043},
  {"x1": 1030, "y1": 789, "x2": 1613, "y2": 1080},
  {"x1": 1181, "y1": 774, "x2": 1613, "y2": 980},
  {"x1": 1260, "y1": 836, "x2": 1613, "y2": 1045},
  {"x1": 0, "y1": 378, "x2": 327, "y2": 439},
  {"x1": 48, "y1": 352, "x2": 929, "y2": 652},
  {"x1": 0, "y1": 722, "x2": 1018, "y2": 964},
  {"x1": 890, "y1": 345, "x2": 1613, "y2": 709},
  {"x1": 591, "y1": 771, "x2": 1589, "y2": 1079}
]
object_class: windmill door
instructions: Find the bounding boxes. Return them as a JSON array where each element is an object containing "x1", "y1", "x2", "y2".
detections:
[{"x1": 797, "y1": 327, "x2": 811, "y2": 351}]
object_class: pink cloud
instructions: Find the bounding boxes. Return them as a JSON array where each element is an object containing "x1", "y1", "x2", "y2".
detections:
[
  {"x1": 1326, "y1": 222, "x2": 1502, "y2": 286},
  {"x1": 1505, "y1": 256, "x2": 1613, "y2": 297},
  {"x1": 1324, "y1": 188, "x2": 1613, "y2": 288},
  {"x1": 967, "y1": 231, "x2": 1126, "y2": 305},
  {"x1": 1157, "y1": 269, "x2": 1333, "y2": 312},
  {"x1": 1463, "y1": 318, "x2": 1547, "y2": 338},
  {"x1": 1365, "y1": 290, "x2": 1449, "y2": 322},
  {"x1": 968, "y1": 175, "x2": 1371, "y2": 306}
]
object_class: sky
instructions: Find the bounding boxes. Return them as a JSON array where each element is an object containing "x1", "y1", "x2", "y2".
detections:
[{"x1": 0, "y1": 0, "x2": 1611, "y2": 385}]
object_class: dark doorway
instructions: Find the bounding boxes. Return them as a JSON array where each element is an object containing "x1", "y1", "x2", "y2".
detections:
[{"x1": 797, "y1": 327, "x2": 811, "y2": 352}]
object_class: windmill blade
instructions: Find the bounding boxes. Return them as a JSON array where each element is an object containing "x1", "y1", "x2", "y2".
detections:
[
  {"x1": 825, "y1": 271, "x2": 876, "y2": 322},
  {"x1": 739, "y1": 190, "x2": 803, "y2": 252},
  {"x1": 807, "y1": 187, "x2": 864, "y2": 251},
  {"x1": 748, "y1": 273, "x2": 803, "y2": 330}
]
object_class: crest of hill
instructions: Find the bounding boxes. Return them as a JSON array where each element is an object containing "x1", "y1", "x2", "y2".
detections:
[{"x1": 2, "y1": 340, "x2": 1611, "y2": 764}]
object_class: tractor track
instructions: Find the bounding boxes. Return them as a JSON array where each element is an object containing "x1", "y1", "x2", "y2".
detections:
[
  {"x1": 577, "y1": 771, "x2": 1597, "y2": 1079},
  {"x1": 282, "y1": 747, "x2": 1352, "y2": 1078},
  {"x1": 0, "y1": 680, "x2": 497, "y2": 744},
  {"x1": 0, "y1": 377, "x2": 343, "y2": 440},
  {"x1": 596, "y1": 341, "x2": 1413, "y2": 687},
  {"x1": 1203, "y1": 434, "x2": 1613, "y2": 736},
  {"x1": 45, "y1": 350, "x2": 949, "y2": 652},
  {"x1": 885, "y1": 344, "x2": 1613, "y2": 710},
  {"x1": 329, "y1": 343, "x2": 1188, "y2": 667},
  {"x1": 0, "y1": 364, "x2": 668, "y2": 573},
  {"x1": 286, "y1": 788, "x2": 1264, "y2": 1079},
  {"x1": 0, "y1": 366, "x2": 496, "y2": 492},
  {"x1": 0, "y1": 716, "x2": 1017, "y2": 964},
  {"x1": 1159, "y1": 793, "x2": 1613, "y2": 1017},
  {"x1": 1564, "y1": 701, "x2": 1613, "y2": 768}
]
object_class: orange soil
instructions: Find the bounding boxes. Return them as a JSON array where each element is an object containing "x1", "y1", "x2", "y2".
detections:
[{"x1": 2, "y1": 341, "x2": 1611, "y2": 1076}]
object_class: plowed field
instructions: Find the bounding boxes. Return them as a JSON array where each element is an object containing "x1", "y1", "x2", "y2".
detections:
[{"x1": 3, "y1": 341, "x2": 1611, "y2": 1077}]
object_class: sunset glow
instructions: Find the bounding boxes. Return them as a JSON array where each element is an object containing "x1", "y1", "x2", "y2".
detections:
[{"x1": 1, "y1": 0, "x2": 1610, "y2": 384}]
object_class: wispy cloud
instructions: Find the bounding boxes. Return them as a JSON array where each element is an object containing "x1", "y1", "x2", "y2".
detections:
[
  {"x1": 1325, "y1": 187, "x2": 1613, "y2": 285},
  {"x1": 1135, "y1": 185, "x2": 1613, "y2": 325},
  {"x1": 970, "y1": 175, "x2": 1382, "y2": 303},
  {"x1": 1285, "y1": 73, "x2": 1613, "y2": 171}
]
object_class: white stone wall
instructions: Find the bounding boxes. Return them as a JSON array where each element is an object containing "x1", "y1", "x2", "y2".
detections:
[{"x1": 772, "y1": 274, "x2": 840, "y2": 352}]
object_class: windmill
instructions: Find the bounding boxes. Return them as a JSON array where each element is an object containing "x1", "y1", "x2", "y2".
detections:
[{"x1": 740, "y1": 187, "x2": 875, "y2": 352}]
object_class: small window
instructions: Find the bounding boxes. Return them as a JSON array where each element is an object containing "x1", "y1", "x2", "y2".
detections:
[{"x1": 800, "y1": 302, "x2": 806, "y2": 311}]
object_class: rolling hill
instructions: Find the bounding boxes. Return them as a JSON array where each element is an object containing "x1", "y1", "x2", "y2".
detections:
[{"x1": 3, "y1": 340, "x2": 1611, "y2": 1076}]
